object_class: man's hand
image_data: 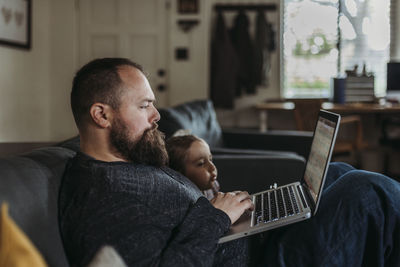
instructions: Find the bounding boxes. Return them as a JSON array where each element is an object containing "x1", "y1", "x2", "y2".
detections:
[{"x1": 210, "y1": 191, "x2": 254, "y2": 224}]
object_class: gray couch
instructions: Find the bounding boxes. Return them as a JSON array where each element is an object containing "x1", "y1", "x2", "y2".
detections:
[
  {"x1": 158, "y1": 99, "x2": 313, "y2": 158},
  {"x1": 0, "y1": 100, "x2": 311, "y2": 266},
  {"x1": 0, "y1": 145, "x2": 75, "y2": 267},
  {"x1": 158, "y1": 99, "x2": 312, "y2": 192}
]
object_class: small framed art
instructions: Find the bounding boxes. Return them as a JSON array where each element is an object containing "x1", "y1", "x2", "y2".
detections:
[
  {"x1": 0, "y1": 0, "x2": 31, "y2": 49},
  {"x1": 178, "y1": 0, "x2": 198, "y2": 14}
]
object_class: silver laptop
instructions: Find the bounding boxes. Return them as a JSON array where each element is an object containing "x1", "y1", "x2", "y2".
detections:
[{"x1": 219, "y1": 110, "x2": 341, "y2": 243}]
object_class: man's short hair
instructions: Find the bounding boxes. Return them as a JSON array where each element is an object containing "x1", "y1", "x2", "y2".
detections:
[{"x1": 71, "y1": 57, "x2": 143, "y2": 128}]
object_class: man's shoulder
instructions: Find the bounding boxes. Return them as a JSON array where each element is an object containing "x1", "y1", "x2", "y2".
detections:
[
  {"x1": 60, "y1": 153, "x2": 202, "y2": 210},
  {"x1": 63, "y1": 153, "x2": 186, "y2": 192}
]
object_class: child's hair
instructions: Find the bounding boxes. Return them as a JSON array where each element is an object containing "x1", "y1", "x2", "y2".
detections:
[{"x1": 165, "y1": 135, "x2": 202, "y2": 174}]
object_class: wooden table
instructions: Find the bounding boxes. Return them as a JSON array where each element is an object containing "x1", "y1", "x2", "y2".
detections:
[
  {"x1": 255, "y1": 101, "x2": 400, "y2": 132},
  {"x1": 254, "y1": 102, "x2": 295, "y2": 132},
  {"x1": 321, "y1": 102, "x2": 400, "y2": 114}
]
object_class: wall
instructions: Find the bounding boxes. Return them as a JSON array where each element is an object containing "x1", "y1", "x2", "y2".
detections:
[
  {"x1": 167, "y1": 0, "x2": 210, "y2": 106},
  {"x1": 209, "y1": 0, "x2": 281, "y2": 128},
  {"x1": 0, "y1": 0, "x2": 51, "y2": 142},
  {"x1": 0, "y1": 0, "x2": 77, "y2": 142},
  {"x1": 0, "y1": 0, "x2": 399, "y2": 142},
  {"x1": 167, "y1": 0, "x2": 280, "y2": 128},
  {"x1": 48, "y1": 0, "x2": 78, "y2": 140}
]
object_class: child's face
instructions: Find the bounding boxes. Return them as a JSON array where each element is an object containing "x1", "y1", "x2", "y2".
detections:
[{"x1": 184, "y1": 139, "x2": 217, "y2": 191}]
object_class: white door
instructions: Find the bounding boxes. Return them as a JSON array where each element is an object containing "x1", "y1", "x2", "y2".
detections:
[{"x1": 77, "y1": 0, "x2": 170, "y2": 107}]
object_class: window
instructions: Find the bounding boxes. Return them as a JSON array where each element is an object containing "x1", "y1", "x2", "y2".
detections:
[{"x1": 282, "y1": 0, "x2": 390, "y2": 98}]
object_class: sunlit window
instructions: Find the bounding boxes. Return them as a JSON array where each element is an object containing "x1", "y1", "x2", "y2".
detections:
[{"x1": 283, "y1": 0, "x2": 390, "y2": 98}]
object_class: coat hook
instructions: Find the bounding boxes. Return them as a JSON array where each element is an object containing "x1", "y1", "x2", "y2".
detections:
[{"x1": 177, "y1": 19, "x2": 199, "y2": 33}]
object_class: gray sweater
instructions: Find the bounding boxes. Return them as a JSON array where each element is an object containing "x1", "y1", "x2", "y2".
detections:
[{"x1": 58, "y1": 152, "x2": 248, "y2": 266}]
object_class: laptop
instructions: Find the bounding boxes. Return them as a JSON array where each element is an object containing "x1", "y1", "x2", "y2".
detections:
[{"x1": 219, "y1": 110, "x2": 341, "y2": 243}]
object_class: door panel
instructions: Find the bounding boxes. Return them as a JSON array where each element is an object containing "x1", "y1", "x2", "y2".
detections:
[
  {"x1": 78, "y1": 0, "x2": 169, "y2": 107},
  {"x1": 91, "y1": 35, "x2": 119, "y2": 58}
]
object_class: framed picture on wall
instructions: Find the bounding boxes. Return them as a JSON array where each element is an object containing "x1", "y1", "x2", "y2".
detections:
[
  {"x1": 0, "y1": 0, "x2": 31, "y2": 49},
  {"x1": 178, "y1": 0, "x2": 198, "y2": 14}
]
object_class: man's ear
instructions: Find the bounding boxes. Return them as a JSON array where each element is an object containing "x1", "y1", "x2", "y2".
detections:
[{"x1": 89, "y1": 103, "x2": 113, "y2": 128}]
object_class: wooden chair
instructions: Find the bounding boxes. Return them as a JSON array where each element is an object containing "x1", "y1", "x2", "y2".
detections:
[
  {"x1": 380, "y1": 116, "x2": 400, "y2": 178},
  {"x1": 292, "y1": 99, "x2": 368, "y2": 163}
]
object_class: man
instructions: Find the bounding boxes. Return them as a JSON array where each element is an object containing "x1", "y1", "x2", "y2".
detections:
[
  {"x1": 59, "y1": 58, "x2": 252, "y2": 266},
  {"x1": 59, "y1": 58, "x2": 400, "y2": 266}
]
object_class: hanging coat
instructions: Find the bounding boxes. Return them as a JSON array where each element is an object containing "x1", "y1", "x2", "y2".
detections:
[
  {"x1": 210, "y1": 11, "x2": 239, "y2": 109},
  {"x1": 230, "y1": 10, "x2": 257, "y2": 95},
  {"x1": 254, "y1": 10, "x2": 276, "y2": 87}
]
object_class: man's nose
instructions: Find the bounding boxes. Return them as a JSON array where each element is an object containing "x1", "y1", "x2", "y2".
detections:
[{"x1": 151, "y1": 106, "x2": 160, "y2": 123}]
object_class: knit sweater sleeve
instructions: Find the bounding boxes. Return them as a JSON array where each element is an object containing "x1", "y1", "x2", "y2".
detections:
[
  {"x1": 59, "y1": 156, "x2": 234, "y2": 266},
  {"x1": 101, "y1": 195, "x2": 231, "y2": 267}
]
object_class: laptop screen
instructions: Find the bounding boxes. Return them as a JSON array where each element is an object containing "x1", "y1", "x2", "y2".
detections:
[{"x1": 302, "y1": 110, "x2": 340, "y2": 206}]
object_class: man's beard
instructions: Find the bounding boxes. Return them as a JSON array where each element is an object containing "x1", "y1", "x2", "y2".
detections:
[{"x1": 110, "y1": 118, "x2": 168, "y2": 167}]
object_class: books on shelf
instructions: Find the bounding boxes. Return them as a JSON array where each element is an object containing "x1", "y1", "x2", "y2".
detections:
[{"x1": 344, "y1": 76, "x2": 375, "y2": 103}]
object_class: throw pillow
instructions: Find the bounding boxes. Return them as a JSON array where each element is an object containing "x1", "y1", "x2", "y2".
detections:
[
  {"x1": 0, "y1": 203, "x2": 47, "y2": 267},
  {"x1": 87, "y1": 245, "x2": 127, "y2": 267}
]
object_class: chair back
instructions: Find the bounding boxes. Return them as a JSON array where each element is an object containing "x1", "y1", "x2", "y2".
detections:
[
  {"x1": 158, "y1": 100, "x2": 224, "y2": 147},
  {"x1": 292, "y1": 98, "x2": 324, "y2": 131}
]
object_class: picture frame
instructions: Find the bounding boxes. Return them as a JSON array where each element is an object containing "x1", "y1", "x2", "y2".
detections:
[
  {"x1": 0, "y1": 0, "x2": 31, "y2": 49},
  {"x1": 178, "y1": 0, "x2": 198, "y2": 14}
]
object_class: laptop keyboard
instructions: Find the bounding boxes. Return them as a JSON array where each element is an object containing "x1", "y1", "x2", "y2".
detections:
[{"x1": 253, "y1": 185, "x2": 303, "y2": 226}]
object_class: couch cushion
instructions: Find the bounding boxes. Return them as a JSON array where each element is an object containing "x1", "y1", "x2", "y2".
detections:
[
  {"x1": 56, "y1": 135, "x2": 80, "y2": 152},
  {"x1": 0, "y1": 146, "x2": 76, "y2": 267},
  {"x1": 213, "y1": 154, "x2": 306, "y2": 194},
  {"x1": 158, "y1": 99, "x2": 223, "y2": 147},
  {"x1": 87, "y1": 246, "x2": 127, "y2": 267}
]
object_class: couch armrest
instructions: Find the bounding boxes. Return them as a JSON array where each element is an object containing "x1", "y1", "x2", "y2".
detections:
[
  {"x1": 213, "y1": 154, "x2": 306, "y2": 194},
  {"x1": 222, "y1": 129, "x2": 313, "y2": 159}
]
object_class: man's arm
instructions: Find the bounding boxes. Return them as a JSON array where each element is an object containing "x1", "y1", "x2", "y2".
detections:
[{"x1": 83, "y1": 195, "x2": 231, "y2": 267}]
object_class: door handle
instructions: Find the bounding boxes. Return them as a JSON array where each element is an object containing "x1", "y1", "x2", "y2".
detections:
[
  {"x1": 157, "y1": 84, "x2": 166, "y2": 92},
  {"x1": 158, "y1": 69, "x2": 166, "y2": 77}
]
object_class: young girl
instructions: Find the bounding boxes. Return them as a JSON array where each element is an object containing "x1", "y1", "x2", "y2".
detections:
[{"x1": 166, "y1": 135, "x2": 220, "y2": 200}]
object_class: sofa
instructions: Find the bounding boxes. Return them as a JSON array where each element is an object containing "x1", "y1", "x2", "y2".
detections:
[
  {"x1": 0, "y1": 145, "x2": 74, "y2": 266},
  {"x1": 158, "y1": 99, "x2": 313, "y2": 159},
  {"x1": 158, "y1": 99, "x2": 315, "y2": 192},
  {"x1": 0, "y1": 100, "x2": 312, "y2": 266}
]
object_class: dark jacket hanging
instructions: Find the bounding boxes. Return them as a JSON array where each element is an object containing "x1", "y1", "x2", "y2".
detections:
[
  {"x1": 230, "y1": 10, "x2": 257, "y2": 95},
  {"x1": 210, "y1": 11, "x2": 239, "y2": 109},
  {"x1": 254, "y1": 10, "x2": 276, "y2": 87}
]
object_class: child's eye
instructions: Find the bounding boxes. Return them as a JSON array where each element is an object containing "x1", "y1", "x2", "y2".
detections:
[{"x1": 196, "y1": 160, "x2": 205, "y2": 167}]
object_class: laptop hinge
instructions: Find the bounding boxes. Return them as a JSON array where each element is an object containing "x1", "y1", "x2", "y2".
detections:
[{"x1": 300, "y1": 183, "x2": 316, "y2": 214}]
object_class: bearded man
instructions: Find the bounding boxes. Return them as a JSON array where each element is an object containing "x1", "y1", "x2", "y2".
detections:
[
  {"x1": 58, "y1": 58, "x2": 253, "y2": 266},
  {"x1": 59, "y1": 58, "x2": 400, "y2": 267}
]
